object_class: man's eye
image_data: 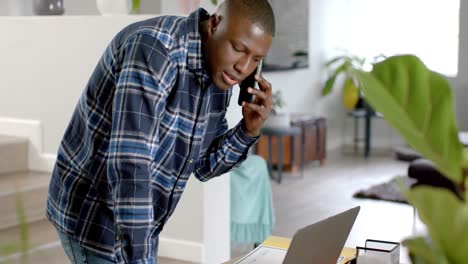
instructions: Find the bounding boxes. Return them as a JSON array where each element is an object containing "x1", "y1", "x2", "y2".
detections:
[{"x1": 232, "y1": 44, "x2": 241, "y2": 52}]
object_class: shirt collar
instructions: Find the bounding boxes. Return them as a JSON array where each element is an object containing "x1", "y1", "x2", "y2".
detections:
[{"x1": 186, "y1": 8, "x2": 211, "y2": 81}]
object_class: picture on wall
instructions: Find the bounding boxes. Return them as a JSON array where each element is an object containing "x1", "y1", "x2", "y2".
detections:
[{"x1": 263, "y1": 0, "x2": 309, "y2": 71}]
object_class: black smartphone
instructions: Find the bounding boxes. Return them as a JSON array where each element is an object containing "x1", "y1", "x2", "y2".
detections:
[{"x1": 238, "y1": 61, "x2": 263, "y2": 106}]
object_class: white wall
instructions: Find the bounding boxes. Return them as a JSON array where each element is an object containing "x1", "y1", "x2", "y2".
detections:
[
  {"x1": 0, "y1": 0, "x2": 162, "y2": 16},
  {"x1": 453, "y1": 0, "x2": 468, "y2": 131}
]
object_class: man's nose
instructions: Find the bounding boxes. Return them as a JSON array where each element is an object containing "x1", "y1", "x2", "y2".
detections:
[{"x1": 234, "y1": 57, "x2": 251, "y2": 75}]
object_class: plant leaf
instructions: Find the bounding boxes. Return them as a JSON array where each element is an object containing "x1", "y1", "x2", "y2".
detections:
[
  {"x1": 321, "y1": 75, "x2": 337, "y2": 96},
  {"x1": 403, "y1": 237, "x2": 448, "y2": 264},
  {"x1": 401, "y1": 186, "x2": 468, "y2": 263},
  {"x1": 132, "y1": 0, "x2": 140, "y2": 12},
  {"x1": 16, "y1": 191, "x2": 29, "y2": 261},
  {"x1": 211, "y1": 0, "x2": 218, "y2": 5},
  {"x1": 0, "y1": 244, "x2": 20, "y2": 256},
  {"x1": 463, "y1": 148, "x2": 468, "y2": 168},
  {"x1": 354, "y1": 55, "x2": 464, "y2": 183},
  {"x1": 325, "y1": 56, "x2": 346, "y2": 67},
  {"x1": 321, "y1": 61, "x2": 352, "y2": 96}
]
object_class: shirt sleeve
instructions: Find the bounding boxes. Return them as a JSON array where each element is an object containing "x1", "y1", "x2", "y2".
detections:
[
  {"x1": 194, "y1": 118, "x2": 260, "y2": 182},
  {"x1": 106, "y1": 33, "x2": 174, "y2": 263}
]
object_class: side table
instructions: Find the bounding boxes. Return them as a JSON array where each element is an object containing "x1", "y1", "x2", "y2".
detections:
[
  {"x1": 261, "y1": 126, "x2": 303, "y2": 183},
  {"x1": 348, "y1": 109, "x2": 383, "y2": 158}
]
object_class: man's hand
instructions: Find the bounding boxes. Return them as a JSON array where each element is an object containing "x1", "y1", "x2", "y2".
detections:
[{"x1": 241, "y1": 74, "x2": 273, "y2": 137}]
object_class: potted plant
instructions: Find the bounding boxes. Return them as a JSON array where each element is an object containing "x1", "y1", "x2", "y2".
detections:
[
  {"x1": 354, "y1": 55, "x2": 468, "y2": 263},
  {"x1": 321, "y1": 54, "x2": 367, "y2": 110},
  {"x1": 263, "y1": 90, "x2": 289, "y2": 128}
]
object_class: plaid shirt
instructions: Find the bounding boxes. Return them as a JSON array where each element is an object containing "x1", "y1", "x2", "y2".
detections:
[{"x1": 46, "y1": 9, "x2": 257, "y2": 264}]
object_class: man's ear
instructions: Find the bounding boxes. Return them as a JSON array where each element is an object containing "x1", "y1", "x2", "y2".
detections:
[{"x1": 209, "y1": 14, "x2": 221, "y2": 34}]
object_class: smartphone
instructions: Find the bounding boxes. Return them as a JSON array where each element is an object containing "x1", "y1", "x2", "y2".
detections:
[{"x1": 238, "y1": 61, "x2": 263, "y2": 106}]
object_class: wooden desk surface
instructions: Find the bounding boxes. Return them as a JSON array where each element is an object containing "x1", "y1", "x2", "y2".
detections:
[{"x1": 224, "y1": 236, "x2": 356, "y2": 264}]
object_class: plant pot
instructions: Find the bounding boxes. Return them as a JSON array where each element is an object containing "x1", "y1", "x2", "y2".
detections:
[
  {"x1": 263, "y1": 113, "x2": 291, "y2": 129},
  {"x1": 33, "y1": 0, "x2": 64, "y2": 15},
  {"x1": 355, "y1": 96, "x2": 375, "y2": 115},
  {"x1": 96, "y1": 0, "x2": 132, "y2": 15}
]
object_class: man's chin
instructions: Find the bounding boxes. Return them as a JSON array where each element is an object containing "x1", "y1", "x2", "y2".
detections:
[{"x1": 213, "y1": 79, "x2": 232, "y2": 90}]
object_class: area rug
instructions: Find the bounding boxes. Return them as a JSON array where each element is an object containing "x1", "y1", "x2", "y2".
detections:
[{"x1": 353, "y1": 176, "x2": 416, "y2": 204}]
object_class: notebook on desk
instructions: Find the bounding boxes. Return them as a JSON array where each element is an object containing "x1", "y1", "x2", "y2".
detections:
[{"x1": 234, "y1": 206, "x2": 360, "y2": 264}]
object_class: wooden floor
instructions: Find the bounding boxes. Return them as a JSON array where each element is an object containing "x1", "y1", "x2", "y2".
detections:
[{"x1": 3, "y1": 149, "x2": 422, "y2": 264}]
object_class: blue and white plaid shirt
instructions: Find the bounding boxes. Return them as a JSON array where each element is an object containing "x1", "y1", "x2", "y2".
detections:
[{"x1": 46, "y1": 9, "x2": 258, "y2": 264}]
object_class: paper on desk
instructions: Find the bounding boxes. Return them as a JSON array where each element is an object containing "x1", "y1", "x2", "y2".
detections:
[
  {"x1": 234, "y1": 246, "x2": 286, "y2": 264},
  {"x1": 234, "y1": 245, "x2": 346, "y2": 264}
]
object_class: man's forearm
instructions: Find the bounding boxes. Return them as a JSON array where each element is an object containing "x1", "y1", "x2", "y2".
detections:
[{"x1": 194, "y1": 121, "x2": 259, "y2": 181}]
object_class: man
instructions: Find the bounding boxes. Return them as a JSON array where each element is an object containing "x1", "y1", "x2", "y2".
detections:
[{"x1": 46, "y1": 0, "x2": 275, "y2": 263}]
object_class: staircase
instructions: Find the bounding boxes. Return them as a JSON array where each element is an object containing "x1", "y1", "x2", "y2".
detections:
[{"x1": 0, "y1": 135, "x2": 66, "y2": 264}]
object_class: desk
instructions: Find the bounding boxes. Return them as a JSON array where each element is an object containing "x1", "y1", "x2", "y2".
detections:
[
  {"x1": 348, "y1": 109, "x2": 383, "y2": 158},
  {"x1": 224, "y1": 236, "x2": 356, "y2": 264}
]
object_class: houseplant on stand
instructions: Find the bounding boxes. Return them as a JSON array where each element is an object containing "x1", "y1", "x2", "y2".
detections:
[
  {"x1": 355, "y1": 55, "x2": 468, "y2": 263},
  {"x1": 321, "y1": 54, "x2": 367, "y2": 111},
  {"x1": 322, "y1": 53, "x2": 387, "y2": 113}
]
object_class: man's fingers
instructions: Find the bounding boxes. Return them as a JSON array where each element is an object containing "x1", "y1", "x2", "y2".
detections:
[
  {"x1": 243, "y1": 102, "x2": 269, "y2": 119},
  {"x1": 248, "y1": 87, "x2": 268, "y2": 101},
  {"x1": 249, "y1": 90, "x2": 272, "y2": 108},
  {"x1": 255, "y1": 74, "x2": 272, "y2": 94},
  {"x1": 252, "y1": 75, "x2": 273, "y2": 107}
]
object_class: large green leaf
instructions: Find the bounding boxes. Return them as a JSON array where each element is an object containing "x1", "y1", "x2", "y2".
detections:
[
  {"x1": 403, "y1": 237, "x2": 448, "y2": 264},
  {"x1": 402, "y1": 186, "x2": 468, "y2": 263},
  {"x1": 354, "y1": 55, "x2": 464, "y2": 183},
  {"x1": 464, "y1": 148, "x2": 468, "y2": 168}
]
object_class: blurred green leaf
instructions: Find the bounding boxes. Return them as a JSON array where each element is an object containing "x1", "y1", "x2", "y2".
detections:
[
  {"x1": 211, "y1": 0, "x2": 218, "y2": 5},
  {"x1": 1, "y1": 244, "x2": 20, "y2": 256},
  {"x1": 132, "y1": 0, "x2": 140, "y2": 12},
  {"x1": 401, "y1": 186, "x2": 468, "y2": 263},
  {"x1": 463, "y1": 148, "x2": 468, "y2": 168},
  {"x1": 403, "y1": 237, "x2": 448, "y2": 264},
  {"x1": 16, "y1": 191, "x2": 29, "y2": 263},
  {"x1": 354, "y1": 55, "x2": 464, "y2": 184},
  {"x1": 321, "y1": 61, "x2": 351, "y2": 96},
  {"x1": 321, "y1": 75, "x2": 337, "y2": 96},
  {"x1": 325, "y1": 56, "x2": 346, "y2": 67}
]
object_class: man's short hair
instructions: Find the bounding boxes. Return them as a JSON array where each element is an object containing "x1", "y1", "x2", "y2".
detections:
[{"x1": 220, "y1": 0, "x2": 276, "y2": 37}]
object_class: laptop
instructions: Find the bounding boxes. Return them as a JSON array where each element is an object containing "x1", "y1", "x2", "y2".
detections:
[{"x1": 235, "y1": 206, "x2": 360, "y2": 264}]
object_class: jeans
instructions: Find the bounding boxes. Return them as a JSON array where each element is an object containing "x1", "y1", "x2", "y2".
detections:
[{"x1": 57, "y1": 231, "x2": 115, "y2": 264}]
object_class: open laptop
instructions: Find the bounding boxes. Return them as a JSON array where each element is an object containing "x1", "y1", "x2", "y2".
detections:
[{"x1": 235, "y1": 206, "x2": 360, "y2": 264}]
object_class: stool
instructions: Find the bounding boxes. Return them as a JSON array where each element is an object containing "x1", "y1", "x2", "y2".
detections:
[{"x1": 261, "y1": 126, "x2": 303, "y2": 183}]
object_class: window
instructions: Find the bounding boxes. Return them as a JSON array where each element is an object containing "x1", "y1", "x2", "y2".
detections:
[{"x1": 344, "y1": 0, "x2": 460, "y2": 76}]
